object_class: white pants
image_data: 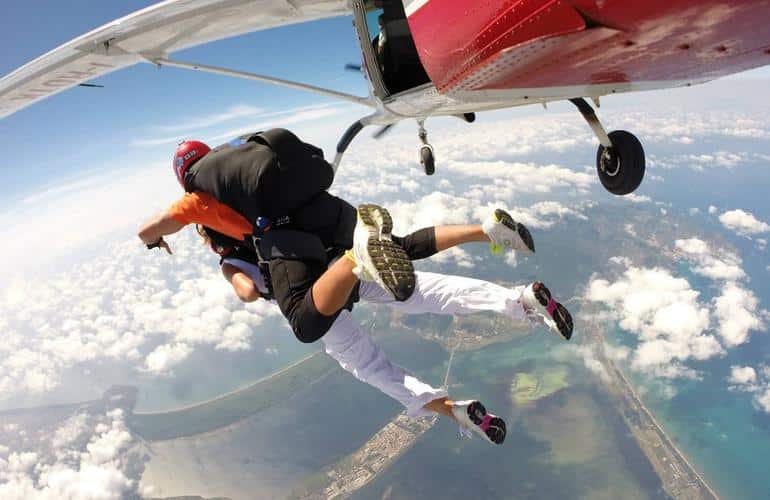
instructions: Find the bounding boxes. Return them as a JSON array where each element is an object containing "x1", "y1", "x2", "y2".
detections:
[{"x1": 322, "y1": 272, "x2": 527, "y2": 417}]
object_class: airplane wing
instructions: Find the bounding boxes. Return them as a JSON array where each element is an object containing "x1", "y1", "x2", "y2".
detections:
[{"x1": 0, "y1": 0, "x2": 350, "y2": 119}]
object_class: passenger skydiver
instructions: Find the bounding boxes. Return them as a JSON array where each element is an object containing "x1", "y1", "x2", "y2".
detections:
[{"x1": 196, "y1": 207, "x2": 573, "y2": 445}]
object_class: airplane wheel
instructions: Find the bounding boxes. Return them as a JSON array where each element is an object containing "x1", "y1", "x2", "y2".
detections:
[
  {"x1": 596, "y1": 130, "x2": 645, "y2": 195},
  {"x1": 420, "y1": 145, "x2": 435, "y2": 175}
]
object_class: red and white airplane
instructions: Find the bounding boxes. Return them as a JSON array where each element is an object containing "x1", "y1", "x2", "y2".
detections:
[{"x1": 2, "y1": 0, "x2": 769, "y2": 195}]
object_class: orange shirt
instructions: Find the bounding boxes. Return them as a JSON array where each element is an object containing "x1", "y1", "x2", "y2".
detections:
[{"x1": 168, "y1": 191, "x2": 252, "y2": 240}]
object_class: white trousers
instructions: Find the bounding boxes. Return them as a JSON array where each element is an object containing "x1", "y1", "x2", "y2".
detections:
[{"x1": 322, "y1": 272, "x2": 527, "y2": 417}]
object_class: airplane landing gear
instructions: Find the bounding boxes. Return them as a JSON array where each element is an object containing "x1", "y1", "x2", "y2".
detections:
[
  {"x1": 417, "y1": 120, "x2": 435, "y2": 175},
  {"x1": 420, "y1": 145, "x2": 435, "y2": 175},
  {"x1": 596, "y1": 130, "x2": 645, "y2": 195},
  {"x1": 570, "y1": 98, "x2": 645, "y2": 195}
]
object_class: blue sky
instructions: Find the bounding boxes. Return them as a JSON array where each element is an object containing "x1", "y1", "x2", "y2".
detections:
[{"x1": 0, "y1": 1, "x2": 369, "y2": 200}]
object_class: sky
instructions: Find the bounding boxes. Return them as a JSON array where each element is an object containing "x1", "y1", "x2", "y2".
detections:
[
  {"x1": 1, "y1": 1, "x2": 770, "y2": 499},
  {"x1": 0, "y1": 0, "x2": 368, "y2": 200}
]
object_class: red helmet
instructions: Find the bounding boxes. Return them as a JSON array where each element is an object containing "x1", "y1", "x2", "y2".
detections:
[{"x1": 173, "y1": 140, "x2": 210, "y2": 187}]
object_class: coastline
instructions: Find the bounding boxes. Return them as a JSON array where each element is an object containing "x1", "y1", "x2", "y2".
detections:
[
  {"x1": 133, "y1": 351, "x2": 323, "y2": 416},
  {"x1": 582, "y1": 308, "x2": 720, "y2": 500}
]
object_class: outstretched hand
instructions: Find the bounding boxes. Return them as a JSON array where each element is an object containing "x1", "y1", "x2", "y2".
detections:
[{"x1": 157, "y1": 238, "x2": 173, "y2": 255}]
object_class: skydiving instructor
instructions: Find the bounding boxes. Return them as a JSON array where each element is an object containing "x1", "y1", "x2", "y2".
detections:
[
  {"x1": 137, "y1": 129, "x2": 574, "y2": 444},
  {"x1": 138, "y1": 129, "x2": 416, "y2": 346}
]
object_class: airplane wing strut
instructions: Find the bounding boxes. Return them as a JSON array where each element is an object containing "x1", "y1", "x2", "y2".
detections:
[{"x1": 151, "y1": 56, "x2": 374, "y2": 107}]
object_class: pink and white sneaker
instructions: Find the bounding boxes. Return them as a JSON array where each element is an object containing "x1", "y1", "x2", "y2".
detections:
[
  {"x1": 451, "y1": 400, "x2": 506, "y2": 445},
  {"x1": 521, "y1": 282, "x2": 573, "y2": 340}
]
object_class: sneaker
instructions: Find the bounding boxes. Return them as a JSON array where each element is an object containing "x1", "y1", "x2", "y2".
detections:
[
  {"x1": 482, "y1": 208, "x2": 535, "y2": 254},
  {"x1": 451, "y1": 400, "x2": 506, "y2": 445},
  {"x1": 521, "y1": 282, "x2": 573, "y2": 340},
  {"x1": 352, "y1": 203, "x2": 416, "y2": 301}
]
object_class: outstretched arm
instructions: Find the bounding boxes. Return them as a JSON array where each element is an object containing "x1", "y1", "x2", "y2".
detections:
[{"x1": 137, "y1": 211, "x2": 185, "y2": 254}]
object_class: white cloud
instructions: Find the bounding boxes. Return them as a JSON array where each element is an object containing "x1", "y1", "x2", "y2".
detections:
[
  {"x1": 569, "y1": 345, "x2": 609, "y2": 383},
  {"x1": 625, "y1": 193, "x2": 651, "y2": 203},
  {"x1": 206, "y1": 104, "x2": 349, "y2": 144},
  {"x1": 683, "y1": 151, "x2": 747, "y2": 170},
  {"x1": 719, "y1": 209, "x2": 770, "y2": 236},
  {"x1": 142, "y1": 343, "x2": 192, "y2": 376},
  {"x1": 0, "y1": 165, "x2": 178, "y2": 277},
  {"x1": 708, "y1": 205, "x2": 718, "y2": 215},
  {"x1": 727, "y1": 365, "x2": 757, "y2": 388},
  {"x1": 0, "y1": 229, "x2": 283, "y2": 403},
  {"x1": 0, "y1": 408, "x2": 146, "y2": 499},
  {"x1": 727, "y1": 365, "x2": 770, "y2": 413},
  {"x1": 586, "y1": 265, "x2": 723, "y2": 378},
  {"x1": 590, "y1": 236, "x2": 766, "y2": 392},
  {"x1": 130, "y1": 103, "x2": 348, "y2": 147},
  {"x1": 675, "y1": 238, "x2": 709, "y2": 255},
  {"x1": 713, "y1": 283, "x2": 763, "y2": 347},
  {"x1": 675, "y1": 238, "x2": 745, "y2": 281},
  {"x1": 154, "y1": 104, "x2": 263, "y2": 133},
  {"x1": 609, "y1": 256, "x2": 632, "y2": 267}
]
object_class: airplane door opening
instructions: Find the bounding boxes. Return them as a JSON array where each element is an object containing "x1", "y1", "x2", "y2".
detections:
[{"x1": 364, "y1": 0, "x2": 431, "y2": 95}]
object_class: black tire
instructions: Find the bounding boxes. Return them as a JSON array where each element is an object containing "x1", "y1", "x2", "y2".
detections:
[
  {"x1": 420, "y1": 146, "x2": 435, "y2": 175},
  {"x1": 596, "y1": 130, "x2": 645, "y2": 195}
]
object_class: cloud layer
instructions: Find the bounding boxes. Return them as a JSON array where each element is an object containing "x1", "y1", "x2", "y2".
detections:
[
  {"x1": 587, "y1": 236, "x2": 766, "y2": 397},
  {"x1": 0, "y1": 404, "x2": 147, "y2": 500},
  {"x1": 719, "y1": 209, "x2": 770, "y2": 236},
  {"x1": 0, "y1": 229, "x2": 283, "y2": 404}
]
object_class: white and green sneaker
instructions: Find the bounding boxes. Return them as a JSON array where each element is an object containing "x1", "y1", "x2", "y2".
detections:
[
  {"x1": 351, "y1": 204, "x2": 415, "y2": 301},
  {"x1": 482, "y1": 208, "x2": 535, "y2": 255}
]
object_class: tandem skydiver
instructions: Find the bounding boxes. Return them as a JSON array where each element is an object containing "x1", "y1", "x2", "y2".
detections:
[{"x1": 137, "y1": 130, "x2": 574, "y2": 444}]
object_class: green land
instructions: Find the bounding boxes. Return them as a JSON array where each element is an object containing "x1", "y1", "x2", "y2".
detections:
[
  {"x1": 510, "y1": 365, "x2": 570, "y2": 405},
  {"x1": 129, "y1": 352, "x2": 336, "y2": 441}
]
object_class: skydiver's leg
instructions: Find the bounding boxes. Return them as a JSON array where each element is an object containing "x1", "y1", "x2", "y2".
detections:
[
  {"x1": 312, "y1": 207, "x2": 532, "y2": 318},
  {"x1": 392, "y1": 225, "x2": 489, "y2": 260},
  {"x1": 360, "y1": 271, "x2": 529, "y2": 321},
  {"x1": 321, "y1": 310, "x2": 506, "y2": 443},
  {"x1": 360, "y1": 271, "x2": 573, "y2": 340},
  {"x1": 393, "y1": 208, "x2": 535, "y2": 259},
  {"x1": 311, "y1": 257, "x2": 359, "y2": 315},
  {"x1": 393, "y1": 225, "x2": 488, "y2": 260},
  {"x1": 321, "y1": 309, "x2": 448, "y2": 417}
]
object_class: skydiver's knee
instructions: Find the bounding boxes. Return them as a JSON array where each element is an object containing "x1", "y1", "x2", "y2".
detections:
[
  {"x1": 289, "y1": 292, "x2": 339, "y2": 343},
  {"x1": 291, "y1": 316, "x2": 335, "y2": 343}
]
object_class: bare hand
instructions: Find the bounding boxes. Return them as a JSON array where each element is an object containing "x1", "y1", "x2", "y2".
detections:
[{"x1": 158, "y1": 238, "x2": 173, "y2": 255}]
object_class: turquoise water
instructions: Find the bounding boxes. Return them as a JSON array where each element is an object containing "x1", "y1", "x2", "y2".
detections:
[
  {"x1": 609, "y1": 322, "x2": 770, "y2": 500},
  {"x1": 617, "y1": 247, "x2": 770, "y2": 499},
  {"x1": 352, "y1": 334, "x2": 666, "y2": 500}
]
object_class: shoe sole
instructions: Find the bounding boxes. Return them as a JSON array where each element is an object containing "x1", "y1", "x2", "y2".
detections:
[
  {"x1": 357, "y1": 204, "x2": 416, "y2": 302},
  {"x1": 466, "y1": 401, "x2": 506, "y2": 445},
  {"x1": 532, "y1": 282, "x2": 573, "y2": 340},
  {"x1": 495, "y1": 209, "x2": 535, "y2": 253}
]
